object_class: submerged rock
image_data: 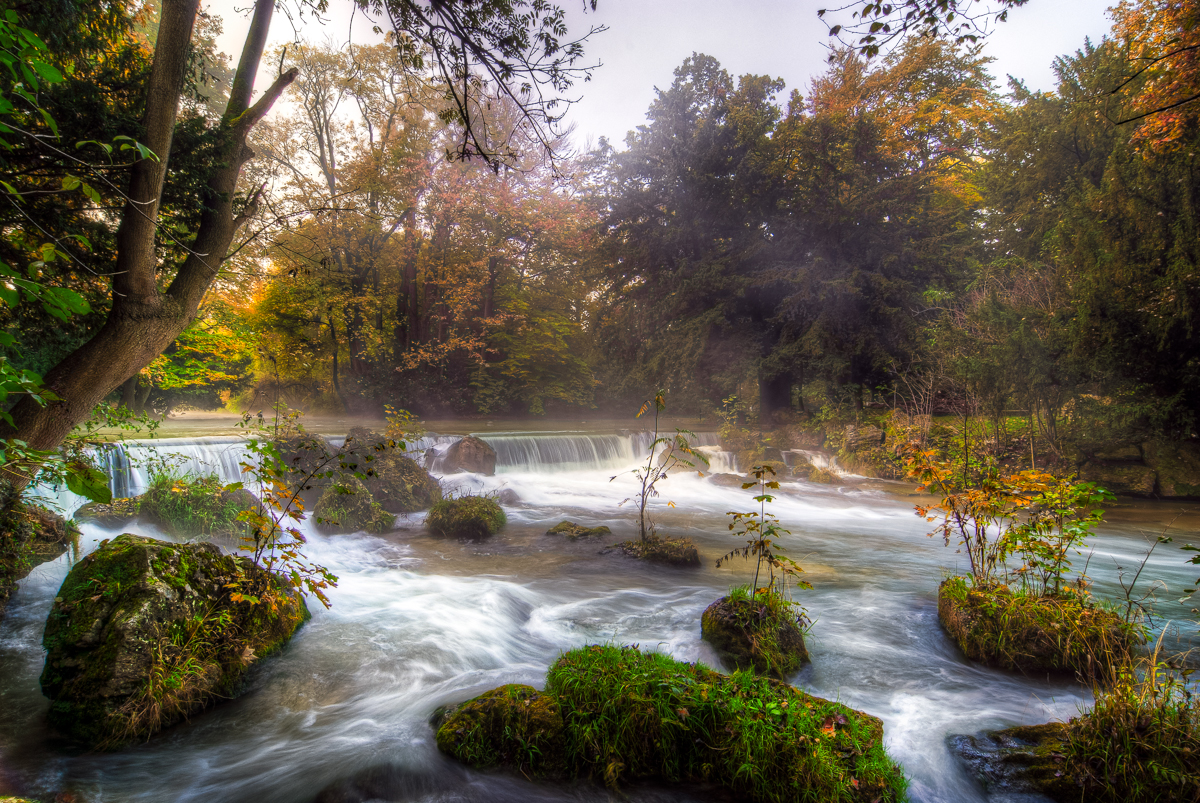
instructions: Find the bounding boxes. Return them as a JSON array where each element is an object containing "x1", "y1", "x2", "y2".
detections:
[
  {"x1": 426, "y1": 496, "x2": 506, "y2": 538},
  {"x1": 441, "y1": 436, "x2": 497, "y2": 475},
  {"x1": 40, "y1": 534, "x2": 309, "y2": 748},
  {"x1": 545, "y1": 521, "x2": 611, "y2": 539},
  {"x1": 495, "y1": 488, "x2": 521, "y2": 506},
  {"x1": 437, "y1": 644, "x2": 905, "y2": 802},
  {"x1": 707, "y1": 473, "x2": 747, "y2": 487},
  {"x1": 74, "y1": 497, "x2": 140, "y2": 528},
  {"x1": 949, "y1": 723, "x2": 1076, "y2": 800},
  {"x1": 1, "y1": 493, "x2": 78, "y2": 613},
  {"x1": 313, "y1": 476, "x2": 395, "y2": 534},
  {"x1": 701, "y1": 595, "x2": 809, "y2": 677},
  {"x1": 611, "y1": 536, "x2": 700, "y2": 567}
]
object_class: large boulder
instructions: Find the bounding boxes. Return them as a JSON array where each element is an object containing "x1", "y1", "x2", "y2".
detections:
[
  {"x1": 363, "y1": 450, "x2": 441, "y2": 513},
  {"x1": 313, "y1": 476, "x2": 395, "y2": 534},
  {"x1": 1142, "y1": 440, "x2": 1200, "y2": 498},
  {"x1": 437, "y1": 645, "x2": 906, "y2": 802},
  {"x1": 441, "y1": 436, "x2": 497, "y2": 475},
  {"x1": 40, "y1": 534, "x2": 309, "y2": 748},
  {"x1": 1, "y1": 492, "x2": 78, "y2": 612},
  {"x1": 701, "y1": 593, "x2": 809, "y2": 677}
]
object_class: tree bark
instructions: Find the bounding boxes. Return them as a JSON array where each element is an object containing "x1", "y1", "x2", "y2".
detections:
[{"x1": 0, "y1": 0, "x2": 295, "y2": 452}]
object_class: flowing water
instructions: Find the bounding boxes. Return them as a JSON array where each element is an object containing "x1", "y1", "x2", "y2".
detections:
[{"x1": 1, "y1": 430, "x2": 1197, "y2": 803}]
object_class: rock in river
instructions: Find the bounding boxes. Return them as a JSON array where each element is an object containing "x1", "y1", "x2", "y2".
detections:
[{"x1": 40, "y1": 534, "x2": 309, "y2": 748}]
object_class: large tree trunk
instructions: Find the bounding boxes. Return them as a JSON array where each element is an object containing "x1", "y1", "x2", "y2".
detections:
[{"x1": 0, "y1": 0, "x2": 295, "y2": 453}]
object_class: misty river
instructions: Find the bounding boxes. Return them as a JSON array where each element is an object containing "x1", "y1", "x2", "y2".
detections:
[{"x1": 1, "y1": 429, "x2": 1197, "y2": 803}]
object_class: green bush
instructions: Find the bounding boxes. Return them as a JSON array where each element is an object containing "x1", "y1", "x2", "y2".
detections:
[
  {"x1": 139, "y1": 473, "x2": 256, "y2": 539},
  {"x1": 426, "y1": 495, "x2": 506, "y2": 538},
  {"x1": 438, "y1": 645, "x2": 906, "y2": 802}
]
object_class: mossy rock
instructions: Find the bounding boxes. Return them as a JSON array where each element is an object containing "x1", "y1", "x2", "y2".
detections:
[
  {"x1": 707, "y1": 473, "x2": 747, "y2": 487},
  {"x1": 949, "y1": 723, "x2": 1078, "y2": 801},
  {"x1": 40, "y1": 534, "x2": 309, "y2": 749},
  {"x1": 436, "y1": 684, "x2": 566, "y2": 777},
  {"x1": 614, "y1": 536, "x2": 700, "y2": 567},
  {"x1": 938, "y1": 577, "x2": 1139, "y2": 677},
  {"x1": 701, "y1": 595, "x2": 809, "y2": 677},
  {"x1": 426, "y1": 496, "x2": 506, "y2": 538},
  {"x1": 363, "y1": 450, "x2": 441, "y2": 513},
  {"x1": 546, "y1": 521, "x2": 611, "y2": 539},
  {"x1": 1, "y1": 490, "x2": 79, "y2": 612},
  {"x1": 74, "y1": 497, "x2": 140, "y2": 528},
  {"x1": 313, "y1": 476, "x2": 395, "y2": 534},
  {"x1": 138, "y1": 475, "x2": 258, "y2": 539},
  {"x1": 437, "y1": 645, "x2": 906, "y2": 802},
  {"x1": 1142, "y1": 440, "x2": 1200, "y2": 498}
]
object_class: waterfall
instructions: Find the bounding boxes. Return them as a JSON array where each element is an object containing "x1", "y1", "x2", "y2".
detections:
[
  {"x1": 426, "y1": 430, "x2": 726, "y2": 474},
  {"x1": 785, "y1": 448, "x2": 850, "y2": 476}
]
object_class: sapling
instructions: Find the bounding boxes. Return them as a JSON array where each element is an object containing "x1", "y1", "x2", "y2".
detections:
[
  {"x1": 717, "y1": 464, "x2": 811, "y2": 600},
  {"x1": 612, "y1": 390, "x2": 708, "y2": 542}
]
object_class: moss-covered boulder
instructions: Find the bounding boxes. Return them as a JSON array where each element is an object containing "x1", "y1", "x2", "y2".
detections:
[
  {"x1": 1078, "y1": 462, "x2": 1157, "y2": 496},
  {"x1": 74, "y1": 497, "x2": 140, "y2": 528},
  {"x1": 40, "y1": 534, "x2": 309, "y2": 748},
  {"x1": 138, "y1": 474, "x2": 258, "y2": 539},
  {"x1": 938, "y1": 577, "x2": 1139, "y2": 676},
  {"x1": 707, "y1": 472, "x2": 746, "y2": 487},
  {"x1": 363, "y1": 450, "x2": 441, "y2": 513},
  {"x1": 438, "y1": 645, "x2": 905, "y2": 802},
  {"x1": 426, "y1": 496, "x2": 506, "y2": 538},
  {"x1": 701, "y1": 594, "x2": 809, "y2": 677},
  {"x1": 441, "y1": 436, "x2": 497, "y2": 475},
  {"x1": 545, "y1": 521, "x2": 611, "y2": 539},
  {"x1": 313, "y1": 477, "x2": 395, "y2": 534},
  {"x1": 436, "y1": 684, "x2": 566, "y2": 777},
  {"x1": 1, "y1": 492, "x2": 78, "y2": 612},
  {"x1": 613, "y1": 535, "x2": 700, "y2": 567}
]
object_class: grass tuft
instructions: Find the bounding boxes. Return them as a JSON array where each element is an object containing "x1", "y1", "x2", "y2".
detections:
[{"x1": 702, "y1": 585, "x2": 810, "y2": 677}]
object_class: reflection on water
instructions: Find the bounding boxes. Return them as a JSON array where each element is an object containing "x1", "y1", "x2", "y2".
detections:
[{"x1": 1, "y1": 432, "x2": 1197, "y2": 803}]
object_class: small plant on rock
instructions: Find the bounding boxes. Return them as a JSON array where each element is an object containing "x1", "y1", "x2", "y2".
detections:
[
  {"x1": 613, "y1": 390, "x2": 708, "y2": 542},
  {"x1": 706, "y1": 465, "x2": 812, "y2": 676}
]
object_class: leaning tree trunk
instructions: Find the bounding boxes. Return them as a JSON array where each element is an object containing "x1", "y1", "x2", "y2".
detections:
[{"x1": 0, "y1": 0, "x2": 295, "y2": 453}]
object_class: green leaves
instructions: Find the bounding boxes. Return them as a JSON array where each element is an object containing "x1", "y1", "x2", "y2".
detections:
[{"x1": 65, "y1": 463, "x2": 113, "y2": 504}]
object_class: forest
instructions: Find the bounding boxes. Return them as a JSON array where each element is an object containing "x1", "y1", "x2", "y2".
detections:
[{"x1": 0, "y1": 1, "x2": 1198, "y2": 803}]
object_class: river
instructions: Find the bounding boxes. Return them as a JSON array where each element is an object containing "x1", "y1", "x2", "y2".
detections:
[{"x1": 1, "y1": 429, "x2": 1197, "y2": 803}]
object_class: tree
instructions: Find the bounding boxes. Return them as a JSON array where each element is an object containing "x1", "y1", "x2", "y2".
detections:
[
  {"x1": 819, "y1": 0, "x2": 1028, "y2": 58},
  {"x1": 0, "y1": 0, "x2": 600, "y2": 453}
]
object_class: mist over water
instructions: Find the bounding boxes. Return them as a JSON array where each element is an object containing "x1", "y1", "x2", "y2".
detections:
[{"x1": 2, "y1": 430, "x2": 1196, "y2": 803}]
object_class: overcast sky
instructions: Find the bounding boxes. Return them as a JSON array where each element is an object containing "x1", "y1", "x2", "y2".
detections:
[{"x1": 209, "y1": 0, "x2": 1116, "y2": 149}]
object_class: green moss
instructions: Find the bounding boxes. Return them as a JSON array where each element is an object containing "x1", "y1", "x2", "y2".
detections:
[
  {"x1": 313, "y1": 476, "x2": 394, "y2": 534},
  {"x1": 439, "y1": 645, "x2": 906, "y2": 802},
  {"x1": 701, "y1": 589, "x2": 809, "y2": 677},
  {"x1": 546, "y1": 521, "x2": 612, "y2": 539},
  {"x1": 436, "y1": 684, "x2": 566, "y2": 777},
  {"x1": 615, "y1": 536, "x2": 700, "y2": 567},
  {"x1": 938, "y1": 576, "x2": 1140, "y2": 677},
  {"x1": 139, "y1": 473, "x2": 256, "y2": 539},
  {"x1": 426, "y1": 496, "x2": 506, "y2": 538}
]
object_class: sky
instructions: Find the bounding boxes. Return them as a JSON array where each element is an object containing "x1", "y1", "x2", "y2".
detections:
[{"x1": 209, "y1": 0, "x2": 1117, "y2": 149}]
